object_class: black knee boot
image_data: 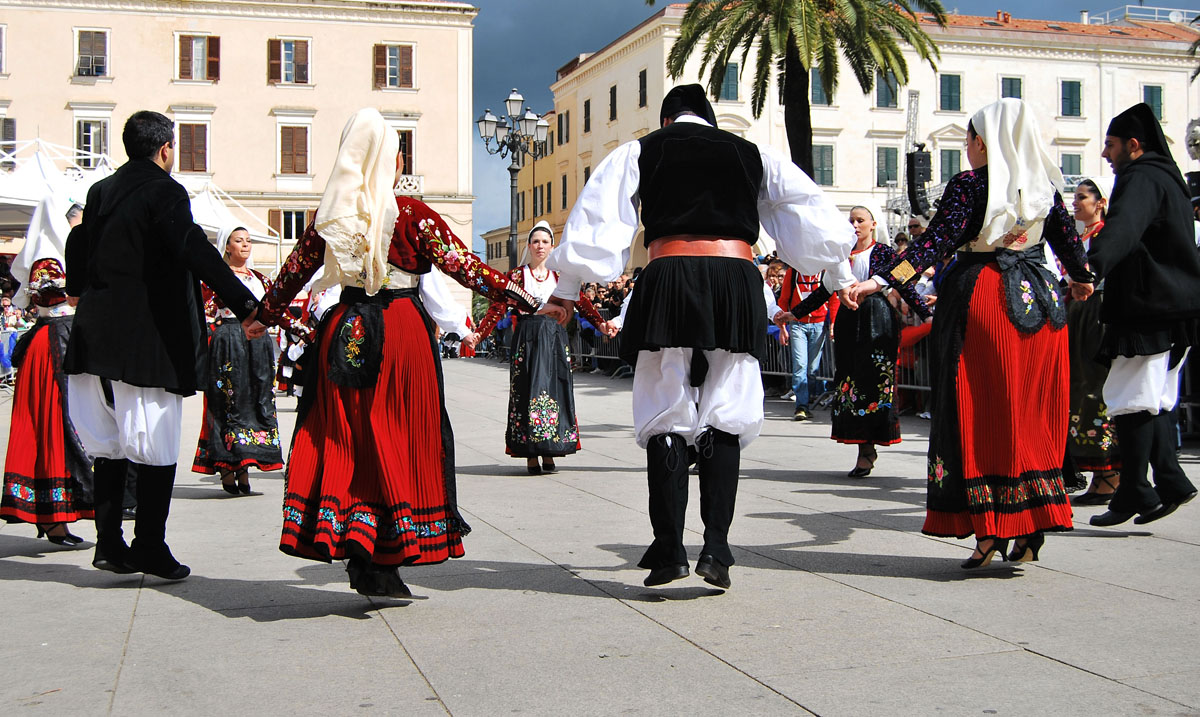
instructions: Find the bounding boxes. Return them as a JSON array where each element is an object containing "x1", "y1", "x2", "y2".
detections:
[
  {"x1": 638, "y1": 433, "x2": 689, "y2": 572},
  {"x1": 130, "y1": 463, "x2": 190, "y2": 580},
  {"x1": 696, "y1": 427, "x2": 739, "y2": 569},
  {"x1": 1107, "y1": 412, "x2": 1161, "y2": 514},
  {"x1": 92, "y1": 457, "x2": 134, "y2": 573},
  {"x1": 1150, "y1": 411, "x2": 1197, "y2": 504}
]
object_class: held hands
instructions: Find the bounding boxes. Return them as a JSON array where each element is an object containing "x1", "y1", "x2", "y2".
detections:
[
  {"x1": 597, "y1": 320, "x2": 619, "y2": 339},
  {"x1": 242, "y1": 309, "x2": 267, "y2": 340},
  {"x1": 839, "y1": 283, "x2": 867, "y2": 311},
  {"x1": 1069, "y1": 281, "x2": 1094, "y2": 302},
  {"x1": 537, "y1": 297, "x2": 574, "y2": 326},
  {"x1": 461, "y1": 331, "x2": 481, "y2": 351}
]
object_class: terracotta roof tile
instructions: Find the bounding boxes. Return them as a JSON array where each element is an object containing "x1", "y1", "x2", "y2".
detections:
[{"x1": 919, "y1": 12, "x2": 1198, "y2": 43}]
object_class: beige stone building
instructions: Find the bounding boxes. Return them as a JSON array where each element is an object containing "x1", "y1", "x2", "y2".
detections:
[
  {"x1": 0, "y1": 0, "x2": 478, "y2": 280},
  {"x1": 488, "y1": 4, "x2": 1199, "y2": 271}
]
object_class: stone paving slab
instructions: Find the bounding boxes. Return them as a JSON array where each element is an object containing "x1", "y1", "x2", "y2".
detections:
[{"x1": 1, "y1": 357, "x2": 1199, "y2": 715}]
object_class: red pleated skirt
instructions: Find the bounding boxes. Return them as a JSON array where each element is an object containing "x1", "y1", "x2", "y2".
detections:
[
  {"x1": 1, "y1": 326, "x2": 93, "y2": 524},
  {"x1": 923, "y1": 265, "x2": 1074, "y2": 538},
  {"x1": 279, "y1": 297, "x2": 466, "y2": 566}
]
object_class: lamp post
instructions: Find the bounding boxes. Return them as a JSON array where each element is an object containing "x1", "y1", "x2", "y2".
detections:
[{"x1": 477, "y1": 88, "x2": 550, "y2": 270}]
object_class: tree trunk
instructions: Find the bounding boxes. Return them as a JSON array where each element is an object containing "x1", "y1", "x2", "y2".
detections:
[{"x1": 782, "y1": 34, "x2": 814, "y2": 178}]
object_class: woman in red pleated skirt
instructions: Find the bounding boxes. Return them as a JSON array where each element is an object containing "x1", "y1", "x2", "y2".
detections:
[{"x1": 1, "y1": 257, "x2": 93, "y2": 546}]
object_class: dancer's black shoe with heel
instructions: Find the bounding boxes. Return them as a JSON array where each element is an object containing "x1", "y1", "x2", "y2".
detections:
[
  {"x1": 220, "y1": 471, "x2": 240, "y2": 496},
  {"x1": 37, "y1": 523, "x2": 84, "y2": 546},
  {"x1": 960, "y1": 538, "x2": 1009, "y2": 569},
  {"x1": 236, "y1": 468, "x2": 252, "y2": 495},
  {"x1": 1007, "y1": 532, "x2": 1044, "y2": 562},
  {"x1": 847, "y1": 447, "x2": 877, "y2": 478}
]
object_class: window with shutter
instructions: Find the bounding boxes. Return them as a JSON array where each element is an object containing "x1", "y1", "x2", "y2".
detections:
[
  {"x1": 207, "y1": 36, "x2": 220, "y2": 81},
  {"x1": 1, "y1": 118, "x2": 15, "y2": 170},
  {"x1": 583, "y1": 100, "x2": 590, "y2": 133},
  {"x1": 638, "y1": 69, "x2": 647, "y2": 108},
  {"x1": 178, "y1": 123, "x2": 206, "y2": 173},
  {"x1": 179, "y1": 35, "x2": 193, "y2": 80},
  {"x1": 75, "y1": 120, "x2": 108, "y2": 168},
  {"x1": 279, "y1": 126, "x2": 308, "y2": 175},
  {"x1": 608, "y1": 85, "x2": 617, "y2": 121},
  {"x1": 293, "y1": 40, "x2": 309, "y2": 84},
  {"x1": 268, "y1": 209, "x2": 282, "y2": 237},
  {"x1": 397, "y1": 129, "x2": 413, "y2": 174},
  {"x1": 77, "y1": 30, "x2": 108, "y2": 76}
]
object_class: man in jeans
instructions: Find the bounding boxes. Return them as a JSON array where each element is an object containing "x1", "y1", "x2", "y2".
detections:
[{"x1": 778, "y1": 266, "x2": 837, "y2": 421}]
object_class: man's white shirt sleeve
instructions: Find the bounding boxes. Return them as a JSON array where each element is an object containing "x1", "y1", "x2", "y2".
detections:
[
  {"x1": 757, "y1": 146, "x2": 856, "y2": 290},
  {"x1": 546, "y1": 140, "x2": 642, "y2": 301}
]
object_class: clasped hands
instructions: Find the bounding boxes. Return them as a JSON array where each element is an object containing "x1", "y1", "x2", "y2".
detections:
[
  {"x1": 242, "y1": 309, "x2": 268, "y2": 340},
  {"x1": 538, "y1": 297, "x2": 619, "y2": 338}
]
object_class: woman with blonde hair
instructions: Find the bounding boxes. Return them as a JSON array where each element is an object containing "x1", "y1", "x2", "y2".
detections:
[
  {"x1": 851, "y1": 98, "x2": 1095, "y2": 568},
  {"x1": 252, "y1": 109, "x2": 538, "y2": 596}
]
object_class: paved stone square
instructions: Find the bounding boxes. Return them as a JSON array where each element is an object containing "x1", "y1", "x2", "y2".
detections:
[{"x1": 1, "y1": 358, "x2": 1198, "y2": 715}]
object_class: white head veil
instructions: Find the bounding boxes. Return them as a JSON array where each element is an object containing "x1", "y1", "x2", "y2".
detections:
[
  {"x1": 850, "y1": 202, "x2": 886, "y2": 244},
  {"x1": 216, "y1": 225, "x2": 255, "y2": 269},
  {"x1": 520, "y1": 220, "x2": 554, "y2": 266},
  {"x1": 12, "y1": 194, "x2": 70, "y2": 309},
  {"x1": 971, "y1": 98, "x2": 1062, "y2": 246},
  {"x1": 312, "y1": 108, "x2": 400, "y2": 295},
  {"x1": 1081, "y1": 175, "x2": 1114, "y2": 204}
]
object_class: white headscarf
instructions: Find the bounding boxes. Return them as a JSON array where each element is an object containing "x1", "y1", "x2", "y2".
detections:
[
  {"x1": 1082, "y1": 175, "x2": 1114, "y2": 203},
  {"x1": 851, "y1": 202, "x2": 887, "y2": 244},
  {"x1": 12, "y1": 194, "x2": 70, "y2": 310},
  {"x1": 216, "y1": 225, "x2": 255, "y2": 270},
  {"x1": 521, "y1": 220, "x2": 554, "y2": 266},
  {"x1": 971, "y1": 98, "x2": 1063, "y2": 246},
  {"x1": 312, "y1": 108, "x2": 400, "y2": 295}
]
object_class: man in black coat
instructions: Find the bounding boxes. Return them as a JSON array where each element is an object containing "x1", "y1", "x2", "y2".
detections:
[
  {"x1": 1084, "y1": 103, "x2": 1200, "y2": 527},
  {"x1": 65, "y1": 110, "x2": 263, "y2": 579}
]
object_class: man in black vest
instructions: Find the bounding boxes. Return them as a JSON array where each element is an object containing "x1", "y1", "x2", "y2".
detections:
[
  {"x1": 1085, "y1": 103, "x2": 1200, "y2": 527},
  {"x1": 65, "y1": 110, "x2": 262, "y2": 579},
  {"x1": 543, "y1": 85, "x2": 857, "y2": 589}
]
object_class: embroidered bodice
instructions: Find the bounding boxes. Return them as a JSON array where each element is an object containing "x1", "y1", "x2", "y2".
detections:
[
  {"x1": 881, "y1": 168, "x2": 1092, "y2": 302},
  {"x1": 259, "y1": 196, "x2": 527, "y2": 328},
  {"x1": 793, "y1": 242, "x2": 931, "y2": 320}
]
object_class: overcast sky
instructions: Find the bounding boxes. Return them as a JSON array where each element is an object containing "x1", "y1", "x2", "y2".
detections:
[{"x1": 468, "y1": 0, "x2": 1197, "y2": 251}]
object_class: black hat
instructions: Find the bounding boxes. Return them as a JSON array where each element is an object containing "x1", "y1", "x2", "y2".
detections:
[
  {"x1": 660, "y1": 84, "x2": 717, "y2": 127},
  {"x1": 1107, "y1": 103, "x2": 1172, "y2": 160}
]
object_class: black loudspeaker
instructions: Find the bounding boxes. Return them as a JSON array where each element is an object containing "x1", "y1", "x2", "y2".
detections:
[{"x1": 906, "y1": 150, "x2": 932, "y2": 215}]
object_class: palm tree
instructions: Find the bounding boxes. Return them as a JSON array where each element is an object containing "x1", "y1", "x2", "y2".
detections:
[{"x1": 648, "y1": 0, "x2": 946, "y2": 177}]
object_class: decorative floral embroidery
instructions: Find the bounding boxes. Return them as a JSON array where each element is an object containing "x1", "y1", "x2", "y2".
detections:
[
  {"x1": 1019, "y1": 279, "x2": 1035, "y2": 314},
  {"x1": 833, "y1": 351, "x2": 894, "y2": 417},
  {"x1": 284, "y1": 504, "x2": 455, "y2": 540},
  {"x1": 1045, "y1": 279, "x2": 1060, "y2": 308},
  {"x1": 215, "y1": 361, "x2": 235, "y2": 408},
  {"x1": 528, "y1": 392, "x2": 562, "y2": 443},
  {"x1": 223, "y1": 427, "x2": 280, "y2": 450},
  {"x1": 1069, "y1": 409, "x2": 1116, "y2": 452},
  {"x1": 929, "y1": 456, "x2": 947, "y2": 488},
  {"x1": 340, "y1": 315, "x2": 366, "y2": 368}
]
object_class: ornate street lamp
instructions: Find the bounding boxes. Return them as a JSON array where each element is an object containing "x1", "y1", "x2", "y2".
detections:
[{"x1": 477, "y1": 88, "x2": 550, "y2": 269}]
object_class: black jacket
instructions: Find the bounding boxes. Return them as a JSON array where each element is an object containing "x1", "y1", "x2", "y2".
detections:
[
  {"x1": 1089, "y1": 152, "x2": 1200, "y2": 356},
  {"x1": 64, "y1": 159, "x2": 258, "y2": 395}
]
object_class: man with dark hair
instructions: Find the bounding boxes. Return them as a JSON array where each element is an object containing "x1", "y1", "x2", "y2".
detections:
[
  {"x1": 543, "y1": 84, "x2": 856, "y2": 589},
  {"x1": 65, "y1": 110, "x2": 263, "y2": 579},
  {"x1": 1086, "y1": 103, "x2": 1200, "y2": 527}
]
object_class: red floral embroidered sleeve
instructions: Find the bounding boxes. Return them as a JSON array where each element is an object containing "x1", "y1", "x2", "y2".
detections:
[
  {"x1": 28, "y1": 258, "x2": 68, "y2": 308},
  {"x1": 259, "y1": 222, "x2": 326, "y2": 327},
  {"x1": 475, "y1": 268, "x2": 521, "y2": 341},
  {"x1": 398, "y1": 199, "x2": 538, "y2": 318}
]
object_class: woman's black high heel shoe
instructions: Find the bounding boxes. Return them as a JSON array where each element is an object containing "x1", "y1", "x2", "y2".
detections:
[
  {"x1": 1007, "y1": 532, "x2": 1045, "y2": 562},
  {"x1": 960, "y1": 538, "x2": 1010, "y2": 569},
  {"x1": 236, "y1": 469, "x2": 252, "y2": 495},
  {"x1": 36, "y1": 523, "x2": 84, "y2": 546},
  {"x1": 220, "y1": 471, "x2": 240, "y2": 495},
  {"x1": 847, "y1": 449, "x2": 877, "y2": 478}
]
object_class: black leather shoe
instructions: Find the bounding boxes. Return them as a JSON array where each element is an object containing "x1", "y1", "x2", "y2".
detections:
[
  {"x1": 93, "y1": 545, "x2": 137, "y2": 574},
  {"x1": 694, "y1": 554, "x2": 731, "y2": 589},
  {"x1": 1134, "y1": 491, "x2": 1197, "y2": 525},
  {"x1": 1090, "y1": 509, "x2": 1140, "y2": 527},
  {"x1": 643, "y1": 564, "x2": 689, "y2": 587}
]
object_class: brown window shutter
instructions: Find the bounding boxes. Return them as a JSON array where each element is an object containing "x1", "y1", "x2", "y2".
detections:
[
  {"x1": 293, "y1": 126, "x2": 308, "y2": 174},
  {"x1": 294, "y1": 40, "x2": 309, "y2": 84},
  {"x1": 207, "y1": 36, "x2": 220, "y2": 82},
  {"x1": 279, "y1": 126, "x2": 293, "y2": 173},
  {"x1": 96, "y1": 31, "x2": 106, "y2": 59},
  {"x1": 399, "y1": 45, "x2": 413, "y2": 88},
  {"x1": 397, "y1": 129, "x2": 412, "y2": 174},
  {"x1": 268, "y1": 209, "x2": 282, "y2": 237},
  {"x1": 78, "y1": 31, "x2": 91, "y2": 58},
  {"x1": 305, "y1": 209, "x2": 316, "y2": 227},
  {"x1": 373, "y1": 44, "x2": 387, "y2": 89},
  {"x1": 194, "y1": 124, "x2": 207, "y2": 172},
  {"x1": 179, "y1": 35, "x2": 193, "y2": 80},
  {"x1": 179, "y1": 124, "x2": 194, "y2": 172},
  {"x1": 267, "y1": 39, "x2": 281, "y2": 83}
]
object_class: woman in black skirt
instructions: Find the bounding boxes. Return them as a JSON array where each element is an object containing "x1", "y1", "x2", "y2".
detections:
[
  {"x1": 192, "y1": 227, "x2": 300, "y2": 494},
  {"x1": 467, "y1": 222, "x2": 612, "y2": 474},
  {"x1": 792, "y1": 206, "x2": 930, "y2": 476}
]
